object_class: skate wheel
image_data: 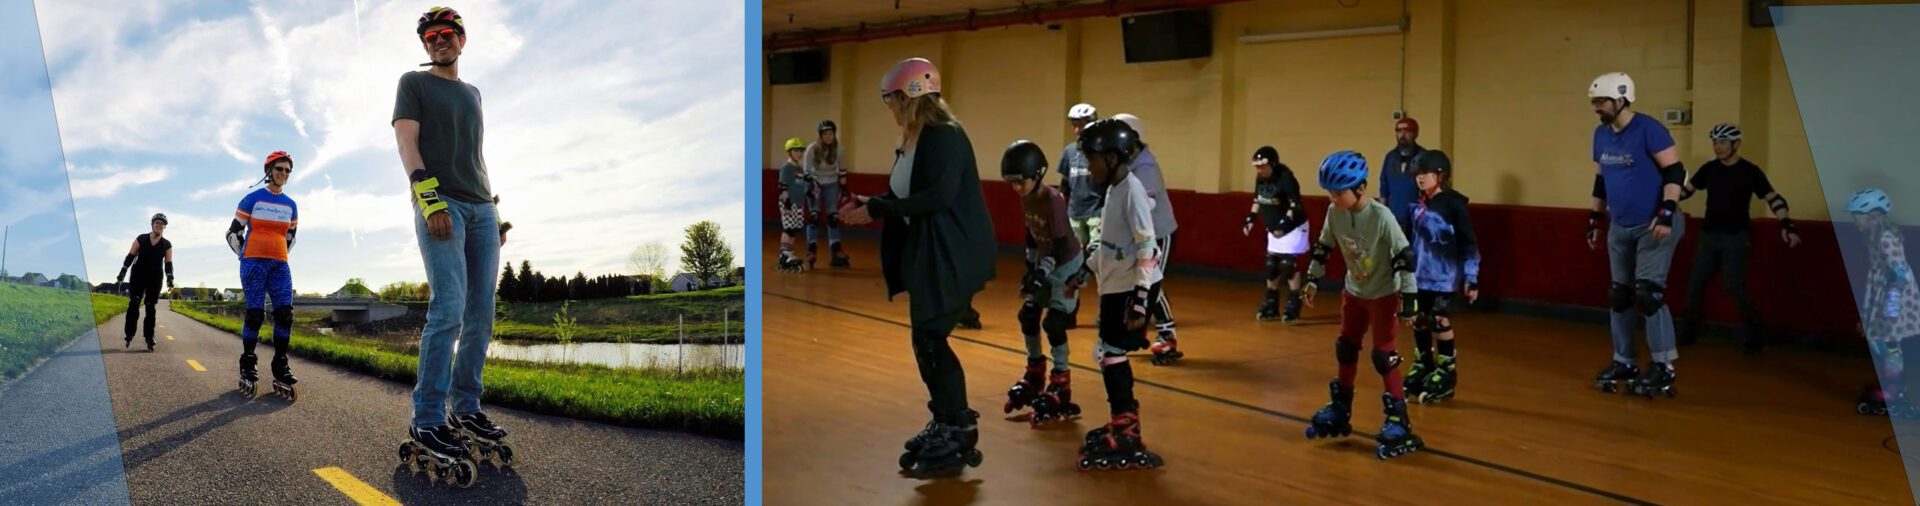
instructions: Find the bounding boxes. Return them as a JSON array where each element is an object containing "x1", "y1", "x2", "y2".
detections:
[
  {"x1": 899, "y1": 452, "x2": 916, "y2": 471},
  {"x1": 1078, "y1": 458, "x2": 1093, "y2": 471},
  {"x1": 450, "y1": 460, "x2": 477, "y2": 488},
  {"x1": 965, "y1": 449, "x2": 983, "y2": 467},
  {"x1": 496, "y1": 442, "x2": 515, "y2": 465},
  {"x1": 399, "y1": 442, "x2": 417, "y2": 464}
]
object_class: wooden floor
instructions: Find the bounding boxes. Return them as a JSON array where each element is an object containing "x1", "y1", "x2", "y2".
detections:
[{"x1": 762, "y1": 232, "x2": 1918, "y2": 505}]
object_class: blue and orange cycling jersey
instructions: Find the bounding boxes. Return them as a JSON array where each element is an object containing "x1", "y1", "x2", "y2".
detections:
[{"x1": 235, "y1": 188, "x2": 299, "y2": 261}]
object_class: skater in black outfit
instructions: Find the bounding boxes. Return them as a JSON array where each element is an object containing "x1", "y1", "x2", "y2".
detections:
[
  {"x1": 837, "y1": 57, "x2": 997, "y2": 478},
  {"x1": 1244, "y1": 146, "x2": 1309, "y2": 323},
  {"x1": 117, "y1": 213, "x2": 174, "y2": 351},
  {"x1": 1675, "y1": 123, "x2": 1801, "y2": 354}
]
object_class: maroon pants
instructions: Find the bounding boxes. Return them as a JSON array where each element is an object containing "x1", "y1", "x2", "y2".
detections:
[{"x1": 1339, "y1": 292, "x2": 1406, "y2": 400}]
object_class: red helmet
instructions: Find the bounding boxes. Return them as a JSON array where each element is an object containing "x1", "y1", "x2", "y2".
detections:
[
  {"x1": 417, "y1": 6, "x2": 465, "y2": 36},
  {"x1": 263, "y1": 151, "x2": 292, "y2": 172}
]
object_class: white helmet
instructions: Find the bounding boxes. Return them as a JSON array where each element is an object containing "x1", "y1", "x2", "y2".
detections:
[
  {"x1": 1588, "y1": 72, "x2": 1635, "y2": 104},
  {"x1": 1708, "y1": 123, "x2": 1742, "y2": 142},
  {"x1": 1067, "y1": 103, "x2": 1097, "y2": 120},
  {"x1": 1113, "y1": 113, "x2": 1142, "y2": 138}
]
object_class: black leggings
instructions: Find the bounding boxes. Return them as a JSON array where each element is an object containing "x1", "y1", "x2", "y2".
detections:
[
  {"x1": 124, "y1": 278, "x2": 161, "y2": 341},
  {"x1": 911, "y1": 321, "x2": 969, "y2": 417}
]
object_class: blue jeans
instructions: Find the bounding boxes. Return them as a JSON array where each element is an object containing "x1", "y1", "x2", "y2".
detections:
[{"x1": 411, "y1": 199, "x2": 501, "y2": 428}]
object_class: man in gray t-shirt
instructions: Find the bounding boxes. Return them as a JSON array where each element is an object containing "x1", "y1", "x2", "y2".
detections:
[{"x1": 390, "y1": 7, "x2": 512, "y2": 470}]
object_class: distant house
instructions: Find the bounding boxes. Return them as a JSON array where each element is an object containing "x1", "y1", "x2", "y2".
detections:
[
  {"x1": 18, "y1": 272, "x2": 47, "y2": 286},
  {"x1": 174, "y1": 287, "x2": 216, "y2": 300},
  {"x1": 48, "y1": 274, "x2": 86, "y2": 290},
  {"x1": 668, "y1": 272, "x2": 726, "y2": 293},
  {"x1": 225, "y1": 288, "x2": 244, "y2": 300},
  {"x1": 93, "y1": 283, "x2": 120, "y2": 294}
]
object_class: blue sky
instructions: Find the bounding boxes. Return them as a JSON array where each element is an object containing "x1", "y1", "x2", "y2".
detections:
[
  {"x1": 0, "y1": 0, "x2": 87, "y2": 282},
  {"x1": 35, "y1": 0, "x2": 745, "y2": 292}
]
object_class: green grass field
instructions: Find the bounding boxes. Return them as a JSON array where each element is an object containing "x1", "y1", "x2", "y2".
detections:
[
  {"x1": 490, "y1": 286, "x2": 746, "y2": 344},
  {"x1": 173, "y1": 301, "x2": 743, "y2": 438},
  {"x1": 0, "y1": 284, "x2": 118, "y2": 381}
]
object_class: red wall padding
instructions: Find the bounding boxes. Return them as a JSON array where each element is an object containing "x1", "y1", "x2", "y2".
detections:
[{"x1": 765, "y1": 170, "x2": 1862, "y2": 343}]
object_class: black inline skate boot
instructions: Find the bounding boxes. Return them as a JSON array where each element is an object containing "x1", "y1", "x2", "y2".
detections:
[
  {"x1": 237, "y1": 352, "x2": 260, "y2": 399},
  {"x1": 829, "y1": 242, "x2": 850, "y2": 268},
  {"x1": 1305, "y1": 380, "x2": 1355, "y2": 439},
  {"x1": 1078, "y1": 411, "x2": 1162, "y2": 471},
  {"x1": 1029, "y1": 370, "x2": 1081, "y2": 427},
  {"x1": 902, "y1": 409, "x2": 983, "y2": 478},
  {"x1": 269, "y1": 354, "x2": 298, "y2": 401},
  {"x1": 1257, "y1": 290, "x2": 1281, "y2": 321},
  {"x1": 1403, "y1": 352, "x2": 1433, "y2": 400},
  {"x1": 400, "y1": 425, "x2": 478, "y2": 488},
  {"x1": 1594, "y1": 361, "x2": 1639, "y2": 394},
  {"x1": 451, "y1": 411, "x2": 515, "y2": 465},
  {"x1": 1417, "y1": 355, "x2": 1457, "y2": 404},
  {"x1": 1629, "y1": 361, "x2": 1677, "y2": 398},
  {"x1": 1003, "y1": 358, "x2": 1046, "y2": 415},
  {"x1": 1376, "y1": 393, "x2": 1424, "y2": 460}
]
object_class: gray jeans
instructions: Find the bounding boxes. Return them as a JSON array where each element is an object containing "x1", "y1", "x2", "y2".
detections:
[{"x1": 1608, "y1": 217, "x2": 1685, "y2": 364}]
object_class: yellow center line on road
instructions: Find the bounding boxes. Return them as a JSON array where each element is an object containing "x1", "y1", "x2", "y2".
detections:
[
  {"x1": 313, "y1": 467, "x2": 402, "y2": 506},
  {"x1": 185, "y1": 360, "x2": 206, "y2": 372},
  {"x1": 166, "y1": 335, "x2": 174, "y2": 341}
]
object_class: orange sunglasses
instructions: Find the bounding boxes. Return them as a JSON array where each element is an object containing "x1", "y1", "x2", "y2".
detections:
[{"x1": 422, "y1": 28, "x2": 457, "y2": 43}]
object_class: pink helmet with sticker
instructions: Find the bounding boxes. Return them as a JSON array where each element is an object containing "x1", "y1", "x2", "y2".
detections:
[{"x1": 880, "y1": 58, "x2": 941, "y2": 99}]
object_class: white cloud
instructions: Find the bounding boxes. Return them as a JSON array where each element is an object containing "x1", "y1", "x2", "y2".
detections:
[
  {"x1": 218, "y1": 119, "x2": 251, "y2": 162},
  {"x1": 68, "y1": 164, "x2": 172, "y2": 199},
  {"x1": 251, "y1": 3, "x2": 309, "y2": 139},
  {"x1": 49, "y1": 0, "x2": 745, "y2": 288}
]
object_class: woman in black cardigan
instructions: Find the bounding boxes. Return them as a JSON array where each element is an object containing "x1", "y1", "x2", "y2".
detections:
[{"x1": 840, "y1": 57, "x2": 997, "y2": 478}]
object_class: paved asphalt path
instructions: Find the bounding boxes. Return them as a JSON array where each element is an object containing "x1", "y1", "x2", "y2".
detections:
[{"x1": 90, "y1": 300, "x2": 742, "y2": 505}]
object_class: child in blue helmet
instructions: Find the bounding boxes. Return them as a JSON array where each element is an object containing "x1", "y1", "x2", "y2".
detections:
[
  {"x1": 1301, "y1": 150, "x2": 1424, "y2": 460},
  {"x1": 1848, "y1": 189, "x2": 1920, "y2": 417}
]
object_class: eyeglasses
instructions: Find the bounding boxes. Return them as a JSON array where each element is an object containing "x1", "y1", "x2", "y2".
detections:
[
  {"x1": 422, "y1": 28, "x2": 457, "y2": 43},
  {"x1": 271, "y1": 167, "x2": 292, "y2": 174}
]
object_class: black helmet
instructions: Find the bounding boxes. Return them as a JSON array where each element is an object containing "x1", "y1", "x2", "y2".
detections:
[
  {"x1": 1076, "y1": 118, "x2": 1138, "y2": 164},
  {"x1": 1253, "y1": 146, "x2": 1280, "y2": 166},
  {"x1": 817, "y1": 120, "x2": 837, "y2": 132},
  {"x1": 417, "y1": 6, "x2": 465, "y2": 36},
  {"x1": 1413, "y1": 149, "x2": 1451, "y2": 176},
  {"x1": 1001, "y1": 140, "x2": 1048, "y2": 182},
  {"x1": 151, "y1": 213, "x2": 168, "y2": 225}
]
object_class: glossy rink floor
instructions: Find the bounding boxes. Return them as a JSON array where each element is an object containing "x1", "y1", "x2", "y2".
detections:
[{"x1": 763, "y1": 233, "x2": 1914, "y2": 505}]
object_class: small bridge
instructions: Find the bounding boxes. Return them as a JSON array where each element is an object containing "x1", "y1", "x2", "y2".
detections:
[{"x1": 290, "y1": 297, "x2": 409, "y2": 324}]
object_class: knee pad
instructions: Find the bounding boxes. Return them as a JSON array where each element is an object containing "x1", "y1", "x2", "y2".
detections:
[
  {"x1": 1413, "y1": 312, "x2": 1433, "y2": 331},
  {"x1": 1042, "y1": 310, "x2": 1072, "y2": 342},
  {"x1": 828, "y1": 212, "x2": 841, "y2": 227},
  {"x1": 1372, "y1": 349, "x2": 1403, "y2": 375},
  {"x1": 1634, "y1": 280, "x2": 1666, "y2": 316},
  {"x1": 1335, "y1": 338, "x2": 1361, "y2": 365},
  {"x1": 1091, "y1": 340, "x2": 1130, "y2": 367},
  {"x1": 1266, "y1": 254, "x2": 1283, "y2": 281},
  {"x1": 272, "y1": 306, "x2": 293, "y2": 328},
  {"x1": 1609, "y1": 282, "x2": 1634, "y2": 313},
  {"x1": 244, "y1": 308, "x2": 266, "y2": 329},
  {"x1": 1432, "y1": 316, "x2": 1453, "y2": 334},
  {"x1": 1017, "y1": 300, "x2": 1042, "y2": 336}
]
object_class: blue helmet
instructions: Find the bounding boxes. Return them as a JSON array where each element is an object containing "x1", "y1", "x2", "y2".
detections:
[
  {"x1": 1848, "y1": 188, "x2": 1892, "y2": 215},
  {"x1": 1318, "y1": 150, "x2": 1369, "y2": 191}
]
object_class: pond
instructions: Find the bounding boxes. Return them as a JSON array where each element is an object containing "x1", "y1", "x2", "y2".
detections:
[{"x1": 482, "y1": 341, "x2": 745, "y2": 370}]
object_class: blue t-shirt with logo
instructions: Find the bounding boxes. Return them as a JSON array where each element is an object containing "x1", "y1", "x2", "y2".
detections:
[{"x1": 1592, "y1": 113, "x2": 1675, "y2": 227}]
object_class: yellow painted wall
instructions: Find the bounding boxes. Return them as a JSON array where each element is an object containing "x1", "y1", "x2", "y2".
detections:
[{"x1": 763, "y1": 0, "x2": 1838, "y2": 219}]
